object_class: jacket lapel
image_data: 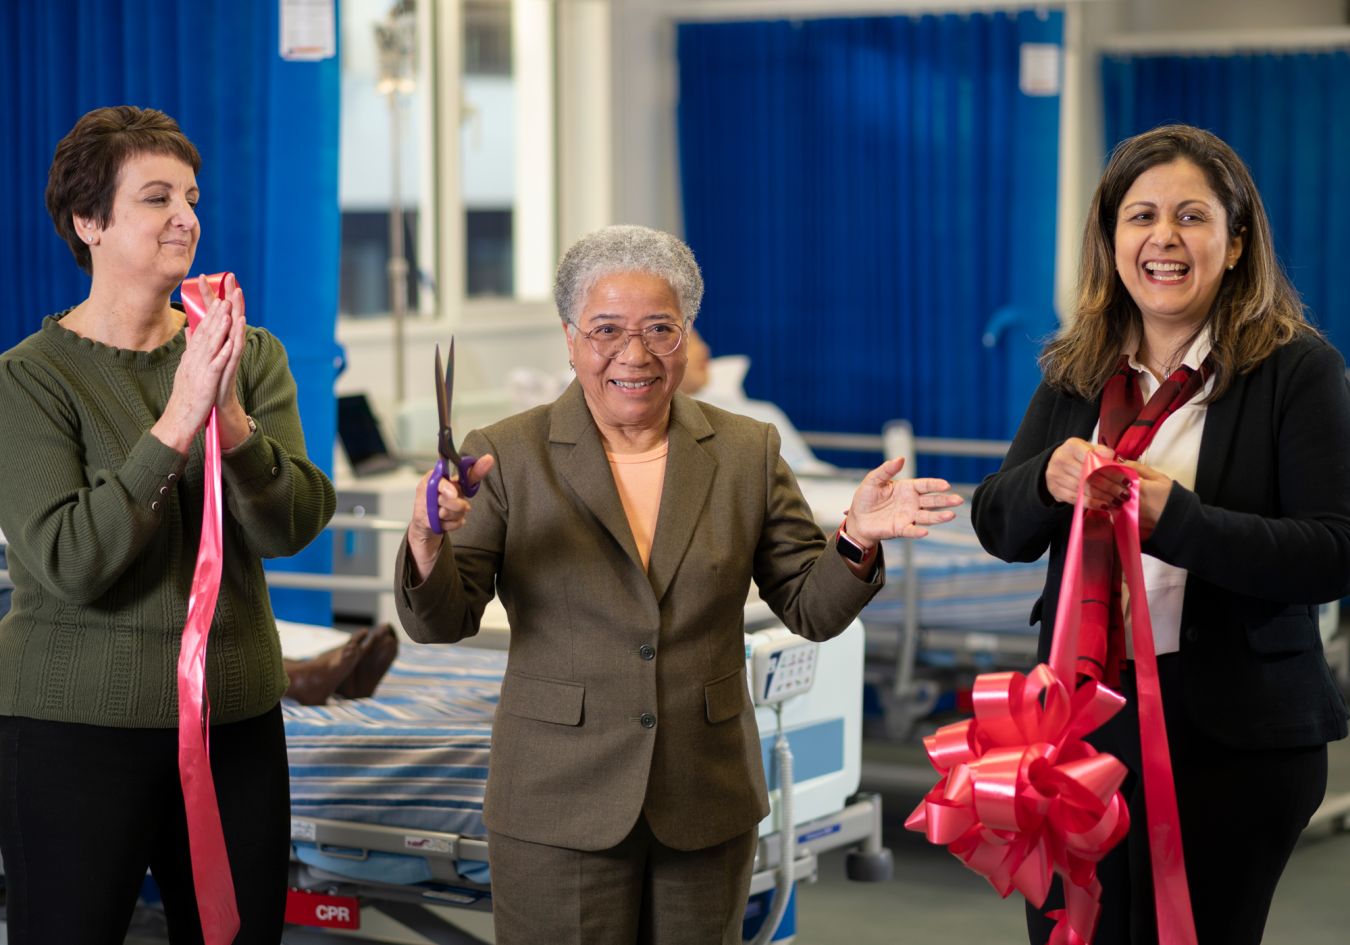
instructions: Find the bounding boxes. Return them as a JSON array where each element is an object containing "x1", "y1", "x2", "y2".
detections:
[
  {"x1": 551, "y1": 382, "x2": 644, "y2": 568},
  {"x1": 550, "y1": 386, "x2": 717, "y2": 599},
  {"x1": 1193, "y1": 372, "x2": 1243, "y2": 502},
  {"x1": 1067, "y1": 394, "x2": 1100, "y2": 441},
  {"x1": 647, "y1": 394, "x2": 716, "y2": 603}
]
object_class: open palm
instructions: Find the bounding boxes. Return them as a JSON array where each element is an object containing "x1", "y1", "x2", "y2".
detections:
[{"x1": 845, "y1": 457, "x2": 962, "y2": 542}]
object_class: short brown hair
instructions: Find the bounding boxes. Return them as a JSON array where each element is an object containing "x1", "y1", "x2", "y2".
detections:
[
  {"x1": 1042, "y1": 124, "x2": 1312, "y2": 401},
  {"x1": 45, "y1": 106, "x2": 202, "y2": 274}
]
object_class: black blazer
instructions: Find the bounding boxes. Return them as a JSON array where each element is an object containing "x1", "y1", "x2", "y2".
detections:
[{"x1": 972, "y1": 334, "x2": 1350, "y2": 749}]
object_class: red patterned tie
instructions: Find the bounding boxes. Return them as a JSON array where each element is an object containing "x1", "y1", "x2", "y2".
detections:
[
  {"x1": 177, "y1": 274, "x2": 241, "y2": 945},
  {"x1": 1077, "y1": 355, "x2": 1210, "y2": 684}
]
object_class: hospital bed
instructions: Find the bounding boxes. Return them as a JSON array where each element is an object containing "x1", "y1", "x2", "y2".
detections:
[{"x1": 276, "y1": 613, "x2": 890, "y2": 944}]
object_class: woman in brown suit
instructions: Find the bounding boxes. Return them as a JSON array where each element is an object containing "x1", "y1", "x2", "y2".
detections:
[{"x1": 397, "y1": 224, "x2": 961, "y2": 945}]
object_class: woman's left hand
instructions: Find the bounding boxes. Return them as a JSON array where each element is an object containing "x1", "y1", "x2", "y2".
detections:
[
  {"x1": 198, "y1": 273, "x2": 251, "y2": 447},
  {"x1": 844, "y1": 456, "x2": 963, "y2": 544},
  {"x1": 1117, "y1": 459, "x2": 1173, "y2": 539}
]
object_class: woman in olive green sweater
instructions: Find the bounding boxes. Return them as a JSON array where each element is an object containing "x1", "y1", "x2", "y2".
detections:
[{"x1": 0, "y1": 106, "x2": 335, "y2": 944}]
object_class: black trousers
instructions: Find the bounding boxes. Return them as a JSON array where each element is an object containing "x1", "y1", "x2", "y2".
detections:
[
  {"x1": 1027, "y1": 654, "x2": 1328, "y2": 945},
  {"x1": 0, "y1": 705, "x2": 290, "y2": 945}
]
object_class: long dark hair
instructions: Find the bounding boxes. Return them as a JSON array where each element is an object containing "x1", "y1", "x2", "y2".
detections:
[{"x1": 1042, "y1": 124, "x2": 1311, "y2": 400}]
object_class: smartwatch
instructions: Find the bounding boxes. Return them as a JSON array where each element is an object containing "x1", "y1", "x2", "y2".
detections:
[{"x1": 835, "y1": 523, "x2": 875, "y2": 565}]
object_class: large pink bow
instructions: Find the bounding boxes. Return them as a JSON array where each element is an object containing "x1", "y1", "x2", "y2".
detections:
[
  {"x1": 905, "y1": 664, "x2": 1130, "y2": 942},
  {"x1": 177, "y1": 273, "x2": 241, "y2": 945}
]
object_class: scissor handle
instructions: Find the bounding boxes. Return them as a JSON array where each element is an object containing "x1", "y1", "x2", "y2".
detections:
[
  {"x1": 426, "y1": 459, "x2": 448, "y2": 535},
  {"x1": 458, "y1": 454, "x2": 480, "y2": 498},
  {"x1": 425, "y1": 455, "x2": 480, "y2": 534}
]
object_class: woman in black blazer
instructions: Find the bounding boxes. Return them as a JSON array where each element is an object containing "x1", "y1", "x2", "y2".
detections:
[{"x1": 972, "y1": 125, "x2": 1350, "y2": 944}]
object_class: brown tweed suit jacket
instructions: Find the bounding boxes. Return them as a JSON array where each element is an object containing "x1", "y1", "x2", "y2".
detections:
[{"x1": 395, "y1": 382, "x2": 881, "y2": 852}]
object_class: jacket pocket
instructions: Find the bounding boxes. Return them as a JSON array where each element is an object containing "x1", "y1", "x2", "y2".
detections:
[
  {"x1": 705, "y1": 667, "x2": 749, "y2": 724},
  {"x1": 499, "y1": 671, "x2": 585, "y2": 726},
  {"x1": 1243, "y1": 612, "x2": 1318, "y2": 657}
]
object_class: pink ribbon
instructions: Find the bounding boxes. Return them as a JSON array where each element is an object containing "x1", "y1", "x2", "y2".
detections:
[
  {"x1": 906, "y1": 455, "x2": 1197, "y2": 944},
  {"x1": 177, "y1": 273, "x2": 241, "y2": 945}
]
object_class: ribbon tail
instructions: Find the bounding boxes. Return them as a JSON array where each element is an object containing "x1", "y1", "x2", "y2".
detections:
[
  {"x1": 1044, "y1": 876, "x2": 1102, "y2": 945},
  {"x1": 1112, "y1": 503, "x2": 1199, "y2": 945},
  {"x1": 177, "y1": 276, "x2": 241, "y2": 945}
]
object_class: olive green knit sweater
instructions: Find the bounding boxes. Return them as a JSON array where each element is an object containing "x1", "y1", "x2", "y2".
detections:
[{"x1": 0, "y1": 313, "x2": 336, "y2": 727}]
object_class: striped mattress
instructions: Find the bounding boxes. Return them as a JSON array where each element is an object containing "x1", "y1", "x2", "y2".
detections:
[{"x1": 283, "y1": 644, "x2": 507, "y2": 840}]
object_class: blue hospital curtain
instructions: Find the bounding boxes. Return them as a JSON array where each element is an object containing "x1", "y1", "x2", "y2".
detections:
[
  {"x1": 677, "y1": 11, "x2": 1063, "y2": 483},
  {"x1": 1102, "y1": 49, "x2": 1350, "y2": 357},
  {"x1": 0, "y1": 0, "x2": 340, "y2": 624}
]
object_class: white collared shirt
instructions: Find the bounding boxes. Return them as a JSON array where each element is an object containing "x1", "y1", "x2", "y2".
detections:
[{"x1": 1090, "y1": 329, "x2": 1215, "y2": 656}]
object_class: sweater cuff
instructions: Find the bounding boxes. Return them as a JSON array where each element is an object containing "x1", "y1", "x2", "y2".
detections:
[
  {"x1": 126, "y1": 431, "x2": 190, "y2": 511},
  {"x1": 399, "y1": 534, "x2": 461, "y2": 615},
  {"x1": 1032, "y1": 448, "x2": 1061, "y2": 508},
  {"x1": 822, "y1": 534, "x2": 886, "y2": 595},
  {"x1": 220, "y1": 426, "x2": 277, "y2": 486},
  {"x1": 1142, "y1": 480, "x2": 1195, "y2": 558}
]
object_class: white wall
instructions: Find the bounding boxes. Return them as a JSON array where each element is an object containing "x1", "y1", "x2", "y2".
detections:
[{"x1": 1120, "y1": 0, "x2": 1344, "y2": 32}]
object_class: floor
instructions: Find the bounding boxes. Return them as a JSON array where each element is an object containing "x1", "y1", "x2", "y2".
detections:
[
  {"x1": 791, "y1": 733, "x2": 1350, "y2": 945},
  {"x1": 4, "y1": 701, "x2": 1349, "y2": 944}
]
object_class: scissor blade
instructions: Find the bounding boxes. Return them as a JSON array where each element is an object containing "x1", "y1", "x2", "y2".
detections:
[{"x1": 434, "y1": 343, "x2": 449, "y2": 444}]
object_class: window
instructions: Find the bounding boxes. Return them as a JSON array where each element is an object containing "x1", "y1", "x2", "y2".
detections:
[
  {"x1": 334, "y1": 0, "x2": 607, "y2": 430},
  {"x1": 338, "y1": 0, "x2": 557, "y2": 320},
  {"x1": 338, "y1": 0, "x2": 433, "y2": 320},
  {"x1": 461, "y1": 0, "x2": 516, "y2": 297},
  {"x1": 458, "y1": 0, "x2": 557, "y2": 303}
]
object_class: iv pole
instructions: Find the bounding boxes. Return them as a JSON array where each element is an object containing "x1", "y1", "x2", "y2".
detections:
[{"x1": 374, "y1": 0, "x2": 417, "y2": 406}]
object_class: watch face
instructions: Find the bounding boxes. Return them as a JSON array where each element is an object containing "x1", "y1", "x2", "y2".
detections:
[{"x1": 836, "y1": 532, "x2": 865, "y2": 563}]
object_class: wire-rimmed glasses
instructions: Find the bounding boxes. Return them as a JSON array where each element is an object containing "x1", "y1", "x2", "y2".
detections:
[{"x1": 577, "y1": 322, "x2": 686, "y2": 359}]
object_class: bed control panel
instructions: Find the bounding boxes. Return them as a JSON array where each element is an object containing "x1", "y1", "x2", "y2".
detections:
[{"x1": 747, "y1": 627, "x2": 819, "y2": 706}]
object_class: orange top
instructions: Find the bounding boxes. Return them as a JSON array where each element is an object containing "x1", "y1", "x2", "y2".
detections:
[{"x1": 606, "y1": 440, "x2": 669, "y2": 570}]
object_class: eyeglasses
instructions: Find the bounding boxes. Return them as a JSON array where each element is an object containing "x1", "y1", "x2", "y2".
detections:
[{"x1": 577, "y1": 322, "x2": 686, "y2": 359}]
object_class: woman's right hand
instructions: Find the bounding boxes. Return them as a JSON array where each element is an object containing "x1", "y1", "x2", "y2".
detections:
[
  {"x1": 1044, "y1": 437, "x2": 1127, "y2": 510},
  {"x1": 406, "y1": 455, "x2": 495, "y2": 581},
  {"x1": 151, "y1": 278, "x2": 241, "y2": 454}
]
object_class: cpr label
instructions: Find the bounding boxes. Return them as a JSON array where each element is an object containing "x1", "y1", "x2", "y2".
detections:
[{"x1": 284, "y1": 889, "x2": 361, "y2": 929}]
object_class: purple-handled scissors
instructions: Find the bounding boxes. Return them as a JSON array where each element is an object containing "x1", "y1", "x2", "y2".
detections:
[{"x1": 426, "y1": 338, "x2": 479, "y2": 534}]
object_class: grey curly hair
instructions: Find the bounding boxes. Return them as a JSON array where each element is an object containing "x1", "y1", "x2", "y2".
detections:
[{"x1": 553, "y1": 224, "x2": 704, "y2": 326}]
